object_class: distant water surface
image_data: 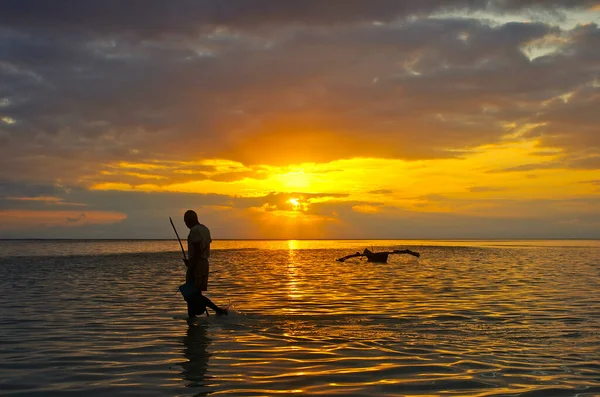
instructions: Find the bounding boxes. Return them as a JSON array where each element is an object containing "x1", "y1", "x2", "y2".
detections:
[{"x1": 0, "y1": 239, "x2": 599, "y2": 396}]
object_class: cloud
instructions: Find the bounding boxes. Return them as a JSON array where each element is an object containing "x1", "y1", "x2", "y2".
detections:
[
  {"x1": 488, "y1": 154, "x2": 600, "y2": 173},
  {"x1": 5, "y1": 1, "x2": 438, "y2": 36},
  {"x1": 0, "y1": 209, "x2": 126, "y2": 231},
  {"x1": 1, "y1": 2, "x2": 599, "y2": 238},
  {"x1": 468, "y1": 186, "x2": 505, "y2": 193},
  {"x1": 0, "y1": 181, "x2": 60, "y2": 198},
  {"x1": 1, "y1": 182, "x2": 598, "y2": 238},
  {"x1": 352, "y1": 204, "x2": 384, "y2": 213},
  {"x1": 66, "y1": 212, "x2": 86, "y2": 223},
  {"x1": 489, "y1": 162, "x2": 560, "y2": 173},
  {"x1": 1, "y1": 5, "x2": 599, "y2": 187},
  {"x1": 368, "y1": 189, "x2": 394, "y2": 195},
  {"x1": 1, "y1": 1, "x2": 597, "y2": 35},
  {"x1": 2, "y1": 196, "x2": 86, "y2": 209}
]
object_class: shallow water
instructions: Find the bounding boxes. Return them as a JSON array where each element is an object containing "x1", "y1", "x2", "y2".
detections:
[{"x1": 0, "y1": 240, "x2": 599, "y2": 396}]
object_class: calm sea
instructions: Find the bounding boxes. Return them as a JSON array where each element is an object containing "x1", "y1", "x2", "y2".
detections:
[{"x1": 0, "y1": 239, "x2": 599, "y2": 396}]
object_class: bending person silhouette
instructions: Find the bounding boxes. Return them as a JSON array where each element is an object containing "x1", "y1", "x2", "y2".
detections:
[{"x1": 182, "y1": 210, "x2": 228, "y2": 318}]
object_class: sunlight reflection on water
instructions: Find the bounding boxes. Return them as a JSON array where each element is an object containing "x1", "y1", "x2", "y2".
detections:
[{"x1": 0, "y1": 240, "x2": 599, "y2": 396}]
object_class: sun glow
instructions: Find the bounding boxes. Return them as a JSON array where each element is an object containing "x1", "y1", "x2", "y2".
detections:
[
  {"x1": 85, "y1": 134, "x2": 600, "y2": 238},
  {"x1": 278, "y1": 170, "x2": 311, "y2": 189},
  {"x1": 288, "y1": 198, "x2": 300, "y2": 210},
  {"x1": 90, "y1": 137, "x2": 600, "y2": 203}
]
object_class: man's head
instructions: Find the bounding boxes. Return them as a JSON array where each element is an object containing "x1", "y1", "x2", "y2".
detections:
[{"x1": 184, "y1": 210, "x2": 199, "y2": 229}]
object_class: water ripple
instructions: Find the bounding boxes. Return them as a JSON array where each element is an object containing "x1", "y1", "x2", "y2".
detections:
[{"x1": 0, "y1": 241, "x2": 599, "y2": 396}]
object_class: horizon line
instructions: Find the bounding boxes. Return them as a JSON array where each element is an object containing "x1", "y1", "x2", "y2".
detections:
[{"x1": 1, "y1": 238, "x2": 599, "y2": 241}]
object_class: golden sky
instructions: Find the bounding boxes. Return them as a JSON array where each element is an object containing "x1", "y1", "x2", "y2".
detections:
[{"x1": 1, "y1": 1, "x2": 599, "y2": 238}]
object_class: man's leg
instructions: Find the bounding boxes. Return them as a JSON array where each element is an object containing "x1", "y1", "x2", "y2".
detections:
[
  {"x1": 196, "y1": 269, "x2": 227, "y2": 315},
  {"x1": 187, "y1": 300, "x2": 195, "y2": 319},
  {"x1": 186, "y1": 292, "x2": 208, "y2": 319},
  {"x1": 200, "y1": 293, "x2": 228, "y2": 315},
  {"x1": 191, "y1": 294, "x2": 208, "y2": 316}
]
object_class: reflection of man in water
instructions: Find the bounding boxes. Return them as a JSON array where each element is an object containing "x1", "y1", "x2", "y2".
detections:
[
  {"x1": 181, "y1": 324, "x2": 212, "y2": 390},
  {"x1": 183, "y1": 210, "x2": 228, "y2": 318}
]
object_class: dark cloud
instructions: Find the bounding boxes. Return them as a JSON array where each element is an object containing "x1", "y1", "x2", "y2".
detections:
[
  {"x1": 66, "y1": 213, "x2": 85, "y2": 223},
  {"x1": 468, "y1": 186, "x2": 505, "y2": 192},
  {"x1": 0, "y1": 181, "x2": 59, "y2": 198},
  {"x1": 368, "y1": 189, "x2": 394, "y2": 195},
  {"x1": 488, "y1": 153, "x2": 600, "y2": 173},
  {"x1": 1, "y1": 1, "x2": 596, "y2": 37},
  {"x1": 567, "y1": 155, "x2": 600, "y2": 170},
  {"x1": 581, "y1": 179, "x2": 600, "y2": 185},
  {"x1": 1, "y1": 184, "x2": 599, "y2": 238},
  {"x1": 0, "y1": 184, "x2": 350, "y2": 214},
  {"x1": 489, "y1": 162, "x2": 560, "y2": 173},
  {"x1": 5, "y1": 14, "x2": 598, "y2": 182},
  {"x1": 0, "y1": 186, "x2": 357, "y2": 238},
  {"x1": 228, "y1": 192, "x2": 349, "y2": 212}
]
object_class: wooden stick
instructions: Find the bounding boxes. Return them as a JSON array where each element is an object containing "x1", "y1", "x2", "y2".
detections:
[
  {"x1": 392, "y1": 249, "x2": 421, "y2": 258},
  {"x1": 336, "y1": 251, "x2": 363, "y2": 262},
  {"x1": 169, "y1": 217, "x2": 187, "y2": 261}
]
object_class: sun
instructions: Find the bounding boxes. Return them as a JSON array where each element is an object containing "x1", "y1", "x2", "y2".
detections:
[{"x1": 288, "y1": 198, "x2": 300, "y2": 210}]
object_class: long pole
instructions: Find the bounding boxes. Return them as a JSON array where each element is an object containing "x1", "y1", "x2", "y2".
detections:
[{"x1": 169, "y1": 217, "x2": 187, "y2": 261}]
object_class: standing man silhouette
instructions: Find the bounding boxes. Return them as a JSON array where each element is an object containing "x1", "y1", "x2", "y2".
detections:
[{"x1": 183, "y1": 210, "x2": 228, "y2": 318}]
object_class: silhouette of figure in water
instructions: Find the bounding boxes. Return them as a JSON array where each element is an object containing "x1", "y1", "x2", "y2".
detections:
[
  {"x1": 336, "y1": 248, "x2": 420, "y2": 263},
  {"x1": 183, "y1": 210, "x2": 227, "y2": 318},
  {"x1": 181, "y1": 323, "x2": 212, "y2": 391}
]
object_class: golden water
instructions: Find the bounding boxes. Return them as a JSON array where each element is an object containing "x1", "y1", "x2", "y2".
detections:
[{"x1": 0, "y1": 240, "x2": 599, "y2": 396}]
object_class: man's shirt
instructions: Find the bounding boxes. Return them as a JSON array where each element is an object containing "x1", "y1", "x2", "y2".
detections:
[{"x1": 187, "y1": 224, "x2": 212, "y2": 260}]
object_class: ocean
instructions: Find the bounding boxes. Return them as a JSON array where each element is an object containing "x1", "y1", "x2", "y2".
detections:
[{"x1": 0, "y1": 239, "x2": 599, "y2": 396}]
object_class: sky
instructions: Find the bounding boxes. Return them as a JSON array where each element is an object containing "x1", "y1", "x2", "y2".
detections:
[{"x1": 1, "y1": 0, "x2": 600, "y2": 239}]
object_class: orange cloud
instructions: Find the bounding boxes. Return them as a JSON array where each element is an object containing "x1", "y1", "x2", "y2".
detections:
[
  {"x1": 352, "y1": 204, "x2": 383, "y2": 214},
  {"x1": 0, "y1": 210, "x2": 127, "y2": 230},
  {"x1": 6, "y1": 196, "x2": 86, "y2": 206}
]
